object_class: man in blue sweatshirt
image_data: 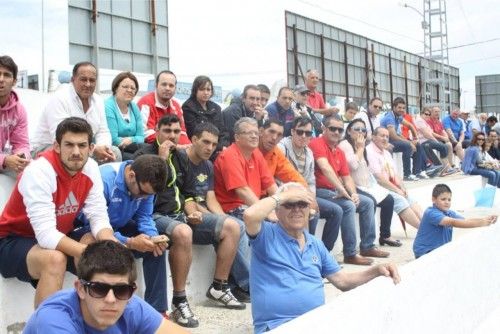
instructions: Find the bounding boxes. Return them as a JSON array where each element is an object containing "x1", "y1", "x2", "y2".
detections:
[{"x1": 74, "y1": 154, "x2": 169, "y2": 316}]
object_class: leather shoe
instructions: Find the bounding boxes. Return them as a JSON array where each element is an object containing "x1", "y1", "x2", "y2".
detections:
[
  {"x1": 360, "y1": 247, "x2": 390, "y2": 258},
  {"x1": 379, "y1": 237, "x2": 402, "y2": 247},
  {"x1": 344, "y1": 254, "x2": 373, "y2": 266}
]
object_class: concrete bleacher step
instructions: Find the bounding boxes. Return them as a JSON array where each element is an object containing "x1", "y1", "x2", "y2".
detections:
[{"x1": 0, "y1": 173, "x2": 497, "y2": 332}]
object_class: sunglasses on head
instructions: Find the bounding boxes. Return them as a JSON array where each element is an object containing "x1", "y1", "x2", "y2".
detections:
[
  {"x1": 80, "y1": 279, "x2": 136, "y2": 300},
  {"x1": 327, "y1": 126, "x2": 344, "y2": 134},
  {"x1": 281, "y1": 201, "x2": 310, "y2": 209},
  {"x1": 295, "y1": 129, "x2": 313, "y2": 137},
  {"x1": 351, "y1": 127, "x2": 367, "y2": 133}
]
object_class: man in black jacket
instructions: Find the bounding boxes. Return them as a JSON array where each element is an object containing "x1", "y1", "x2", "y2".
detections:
[
  {"x1": 134, "y1": 115, "x2": 245, "y2": 328},
  {"x1": 223, "y1": 84, "x2": 267, "y2": 142}
]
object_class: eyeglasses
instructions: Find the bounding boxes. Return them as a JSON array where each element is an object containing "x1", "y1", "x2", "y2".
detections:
[
  {"x1": 281, "y1": 201, "x2": 310, "y2": 210},
  {"x1": 423, "y1": 113, "x2": 431, "y2": 116},
  {"x1": 351, "y1": 127, "x2": 367, "y2": 133},
  {"x1": 373, "y1": 105, "x2": 383, "y2": 109},
  {"x1": 295, "y1": 129, "x2": 313, "y2": 137},
  {"x1": 327, "y1": 126, "x2": 344, "y2": 134},
  {"x1": 238, "y1": 130, "x2": 259, "y2": 137},
  {"x1": 120, "y1": 85, "x2": 137, "y2": 92},
  {"x1": 161, "y1": 128, "x2": 181, "y2": 135},
  {"x1": 477, "y1": 138, "x2": 485, "y2": 141},
  {"x1": 300, "y1": 92, "x2": 309, "y2": 96},
  {"x1": 80, "y1": 279, "x2": 136, "y2": 300}
]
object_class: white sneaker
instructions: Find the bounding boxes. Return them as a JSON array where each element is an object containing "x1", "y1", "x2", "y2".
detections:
[
  {"x1": 171, "y1": 300, "x2": 199, "y2": 328},
  {"x1": 206, "y1": 286, "x2": 246, "y2": 310},
  {"x1": 404, "y1": 174, "x2": 419, "y2": 181},
  {"x1": 417, "y1": 171, "x2": 429, "y2": 179}
]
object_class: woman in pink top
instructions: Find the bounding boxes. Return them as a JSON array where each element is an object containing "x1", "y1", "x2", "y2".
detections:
[{"x1": 338, "y1": 119, "x2": 401, "y2": 247}]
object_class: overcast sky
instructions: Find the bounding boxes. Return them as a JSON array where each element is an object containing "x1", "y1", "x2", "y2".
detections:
[{"x1": 2, "y1": 0, "x2": 499, "y2": 110}]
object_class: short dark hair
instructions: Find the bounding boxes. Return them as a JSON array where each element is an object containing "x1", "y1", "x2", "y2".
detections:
[
  {"x1": 155, "y1": 70, "x2": 177, "y2": 85},
  {"x1": 278, "y1": 86, "x2": 292, "y2": 97},
  {"x1": 345, "y1": 101, "x2": 358, "y2": 112},
  {"x1": 190, "y1": 75, "x2": 213, "y2": 100},
  {"x1": 0, "y1": 55, "x2": 18, "y2": 79},
  {"x1": 486, "y1": 116, "x2": 498, "y2": 124},
  {"x1": 72, "y1": 61, "x2": 97, "y2": 77},
  {"x1": 261, "y1": 119, "x2": 284, "y2": 130},
  {"x1": 292, "y1": 116, "x2": 313, "y2": 129},
  {"x1": 157, "y1": 114, "x2": 180, "y2": 128},
  {"x1": 77, "y1": 240, "x2": 137, "y2": 283},
  {"x1": 192, "y1": 122, "x2": 219, "y2": 139},
  {"x1": 257, "y1": 84, "x2": 270, "y2": 95},
  {"x1": 131, "y1": 155, "x2": 168, "y2": 193},
  {"x1": 242, "y1": 84, "x2": 259, "y2": 98},
  {"x1": 369, "y1": 97, "x2": 382, "y2": 105},
  {"x1": 344, "y1": 119, "x2": 368, "y2": 164},
  {"x1": 432, "y1": 184, "x2": 452, "y2": 198},
  {"x1": 111, "y1": 72, "x2": 139, "y2": 95},
  {"x1": 55, "y1": 117, "x2": 93, "y2": 145},
  {"x1": 392, "y1": 97, "x2": 406, "y2": 109},
  {"x1": 322, "y1": 114, "x2": 341, "y2": 126}
]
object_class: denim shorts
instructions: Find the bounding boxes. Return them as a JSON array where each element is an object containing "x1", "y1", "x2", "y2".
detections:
[
  {"x1": 0, "y1": 236, "x2": 76, "y2": 287},
  {"x1": 153, "y1": 212, "x2": 225, "y2": 245},
  {"x1": 389, "y1": 191, "x2": 416, "y2": 214}
]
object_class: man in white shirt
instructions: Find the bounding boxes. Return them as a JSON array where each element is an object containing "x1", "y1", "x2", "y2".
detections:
[{"x1": 32, "y1": 62, "x2": 119, "y2": 163}]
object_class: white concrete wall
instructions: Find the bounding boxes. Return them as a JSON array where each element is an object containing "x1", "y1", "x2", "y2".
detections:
[{"x1": 271, "y1": 218, "x2": 500, "y2": 333}]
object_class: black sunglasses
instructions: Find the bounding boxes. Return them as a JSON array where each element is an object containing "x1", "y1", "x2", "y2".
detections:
[
  {"x1": 80, "y1": 279, "x2": 136, "y2": 300},
  {"x1": 295, "y1": 129, "x2": 313, "y2": 137},
  {"x1": 281, "y1": 201, "x2": 310, "y2": 209},
  {"x1": 327, "y1": 126, "x2": 344, "y2": 134},
  {"x1": 423, "y1": 113, "x2": 431, "y2": 116},
  {"x1": 161, "y1": 128, "x2": 181, "y2": 134},
  {"x1": 351, "y1": 127, "x2": 367, "y2": 133}
]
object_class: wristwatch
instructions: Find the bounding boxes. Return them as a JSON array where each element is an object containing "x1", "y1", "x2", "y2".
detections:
[{"x1": 270, "y1": 194, "x2": 281, "y2": 208}]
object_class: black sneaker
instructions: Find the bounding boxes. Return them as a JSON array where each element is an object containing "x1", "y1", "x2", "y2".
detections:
[
  {"x1": 206, "y1": 286, "x2": 246, "y2": 309},
  {"x1": 230, "y1": 286, "x2": 251, "y2": 303},
  {"x1": 170, "y1": 300, "x2": 199, "y2": 328}
]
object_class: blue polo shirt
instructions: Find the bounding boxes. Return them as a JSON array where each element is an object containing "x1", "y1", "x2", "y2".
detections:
[
  {"x1": 266, "y1": 101, "x2": 295, "y2": 137},
  {"x1": 249, "y1": 221, "x2": 340, "y2": 333},
  {"x1": 413, "y1": 205, "x2": 463, "y2": 258},
  {"x1": 442, "y1": 115, "x2": 464, "y2": 140},
  {"x1": 380, "y1": 111, "x2": 403, "y2": 135}
]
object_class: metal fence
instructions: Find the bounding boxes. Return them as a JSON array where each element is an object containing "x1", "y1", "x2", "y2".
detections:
[
  {"x1": 476, "y1": 74, "x2": 500, "y2": 116},
  {"x1": 285, "y1": 11, "x2": 460, "y2": 113}
]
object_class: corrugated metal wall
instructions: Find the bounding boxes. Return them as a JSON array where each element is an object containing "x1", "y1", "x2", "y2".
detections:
[
  {"x1": 476, "y1": 74, "x2": 500, "y2": 116},
  {"x1": 285, "y1": 11, "x2": 460, "y2": 113},
  {"x1": 68, "y1": 0, "x2": 169, "y2": 74}
]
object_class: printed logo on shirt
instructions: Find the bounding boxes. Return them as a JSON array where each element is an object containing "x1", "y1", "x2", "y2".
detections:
[
  {"x1": 311, "y1": 255, "x2": 319, "y2": 263},
  {"x1": 56, "y1": 191, "x2": 79, "y2": 216},
  {"x1": 196, "y1": 173, "x2": 208, "y2": 183}
]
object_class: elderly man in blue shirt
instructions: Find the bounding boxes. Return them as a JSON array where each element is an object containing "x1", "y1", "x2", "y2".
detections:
[
  {"x1": 243, "y1": 182, "x2": 400, "y2": 333},
  {"x1": 74, "y1": 154, "x2": 170, "y2": 316},
  {"x1": 442, "y1": 108, "x2": 468, "y2": 160}
]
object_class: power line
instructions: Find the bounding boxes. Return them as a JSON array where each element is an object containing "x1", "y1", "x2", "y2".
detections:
[
  {"x1": 448, "y1": 37, "x2": 500, "y2": 50},
  {"x1": 297, "y1": 0, "x2": 423, "y2": 44},
  {"x1": 455, "y1": 54, "x2": 500, "y2": 65}
]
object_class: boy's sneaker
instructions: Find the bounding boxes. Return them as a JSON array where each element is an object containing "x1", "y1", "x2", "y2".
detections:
[
  {"x1": 403, "y1": 174, "x2": 419, "y2": 181},
  {"x1": 170, "y1": 300, "x2": 199, "y2": 328},
  {"x1": 417, "y1": 171, "x2": 429, "y2": 179},
  {"x1": 206, "y1": 286, "x2": 246, "y2": 310}
]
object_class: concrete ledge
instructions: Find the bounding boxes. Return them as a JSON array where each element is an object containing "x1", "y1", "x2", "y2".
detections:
[{"x1": 270, "y1": 221, "x2": 500, "y2": 333}]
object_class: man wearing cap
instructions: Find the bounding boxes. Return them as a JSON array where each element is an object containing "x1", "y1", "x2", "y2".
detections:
[
  {"x1": 305, "y1": 69, "x2": 339, "y2": 116},
  {"x1": 291, "y1": 84, "x2": 322, "y2": 137},
  {"x1": 265, "y1": 87, "x2": 295, "y2": 137}
]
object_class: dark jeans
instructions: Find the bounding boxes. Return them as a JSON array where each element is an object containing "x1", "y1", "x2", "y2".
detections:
[
  {"x1": 421, "y1": 140, "x2": 448, "y2": 166},
  {"x1": 470, "y1": 168, "x2": 500, "y2": 187},
  {"x1": 357, "y1": 189, "x2": 395, "y2": 239},
  {"x1": 390, "y1": 139, "x2": 424, "y2": 176}
]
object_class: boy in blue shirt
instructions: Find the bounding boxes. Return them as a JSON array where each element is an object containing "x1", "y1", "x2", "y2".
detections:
[{"x1": 413, "y1": 184, "x2": 497, "y2": 258}]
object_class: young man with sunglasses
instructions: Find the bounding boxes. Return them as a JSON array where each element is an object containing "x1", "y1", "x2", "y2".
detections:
[
  {"x1": 72, "y1": 154, "x2": 170, "y2": 316},
  {"x1": 0, "y1": 118, "x2": 115, "y2": 308},
  {"x1": 244, "y1": 182, "x2": 400, "y2": 333},
  {"x1": 309, "y1": 115, "x2": 390, "y2": 265},
  {"x1": 23, "y1": 240, "x2": 187, "y2": 333},
  {"x1": 354, "y1": 97, "x2": 383, "y2": 140}
]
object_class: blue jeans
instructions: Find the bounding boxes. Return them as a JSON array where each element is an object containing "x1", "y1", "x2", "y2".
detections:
[
  {"x1": 116, "y1": 222, "x2": 167, "y2": 313},
  {"x1": 314, "y1": 197, "x2": 342, "y2": 251},
  {"x1": 226, "y1": 207, "x2": 253, "y2": 291},
  {"x1": 470, "y1": 168, "x2": 500, "y2": 187},
  {"x1": 316, "y1": 188, "x2": 376, "y2": 256},
  {"x1": 391, "y1": 139, "x2": 424, "y2": 176}
]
